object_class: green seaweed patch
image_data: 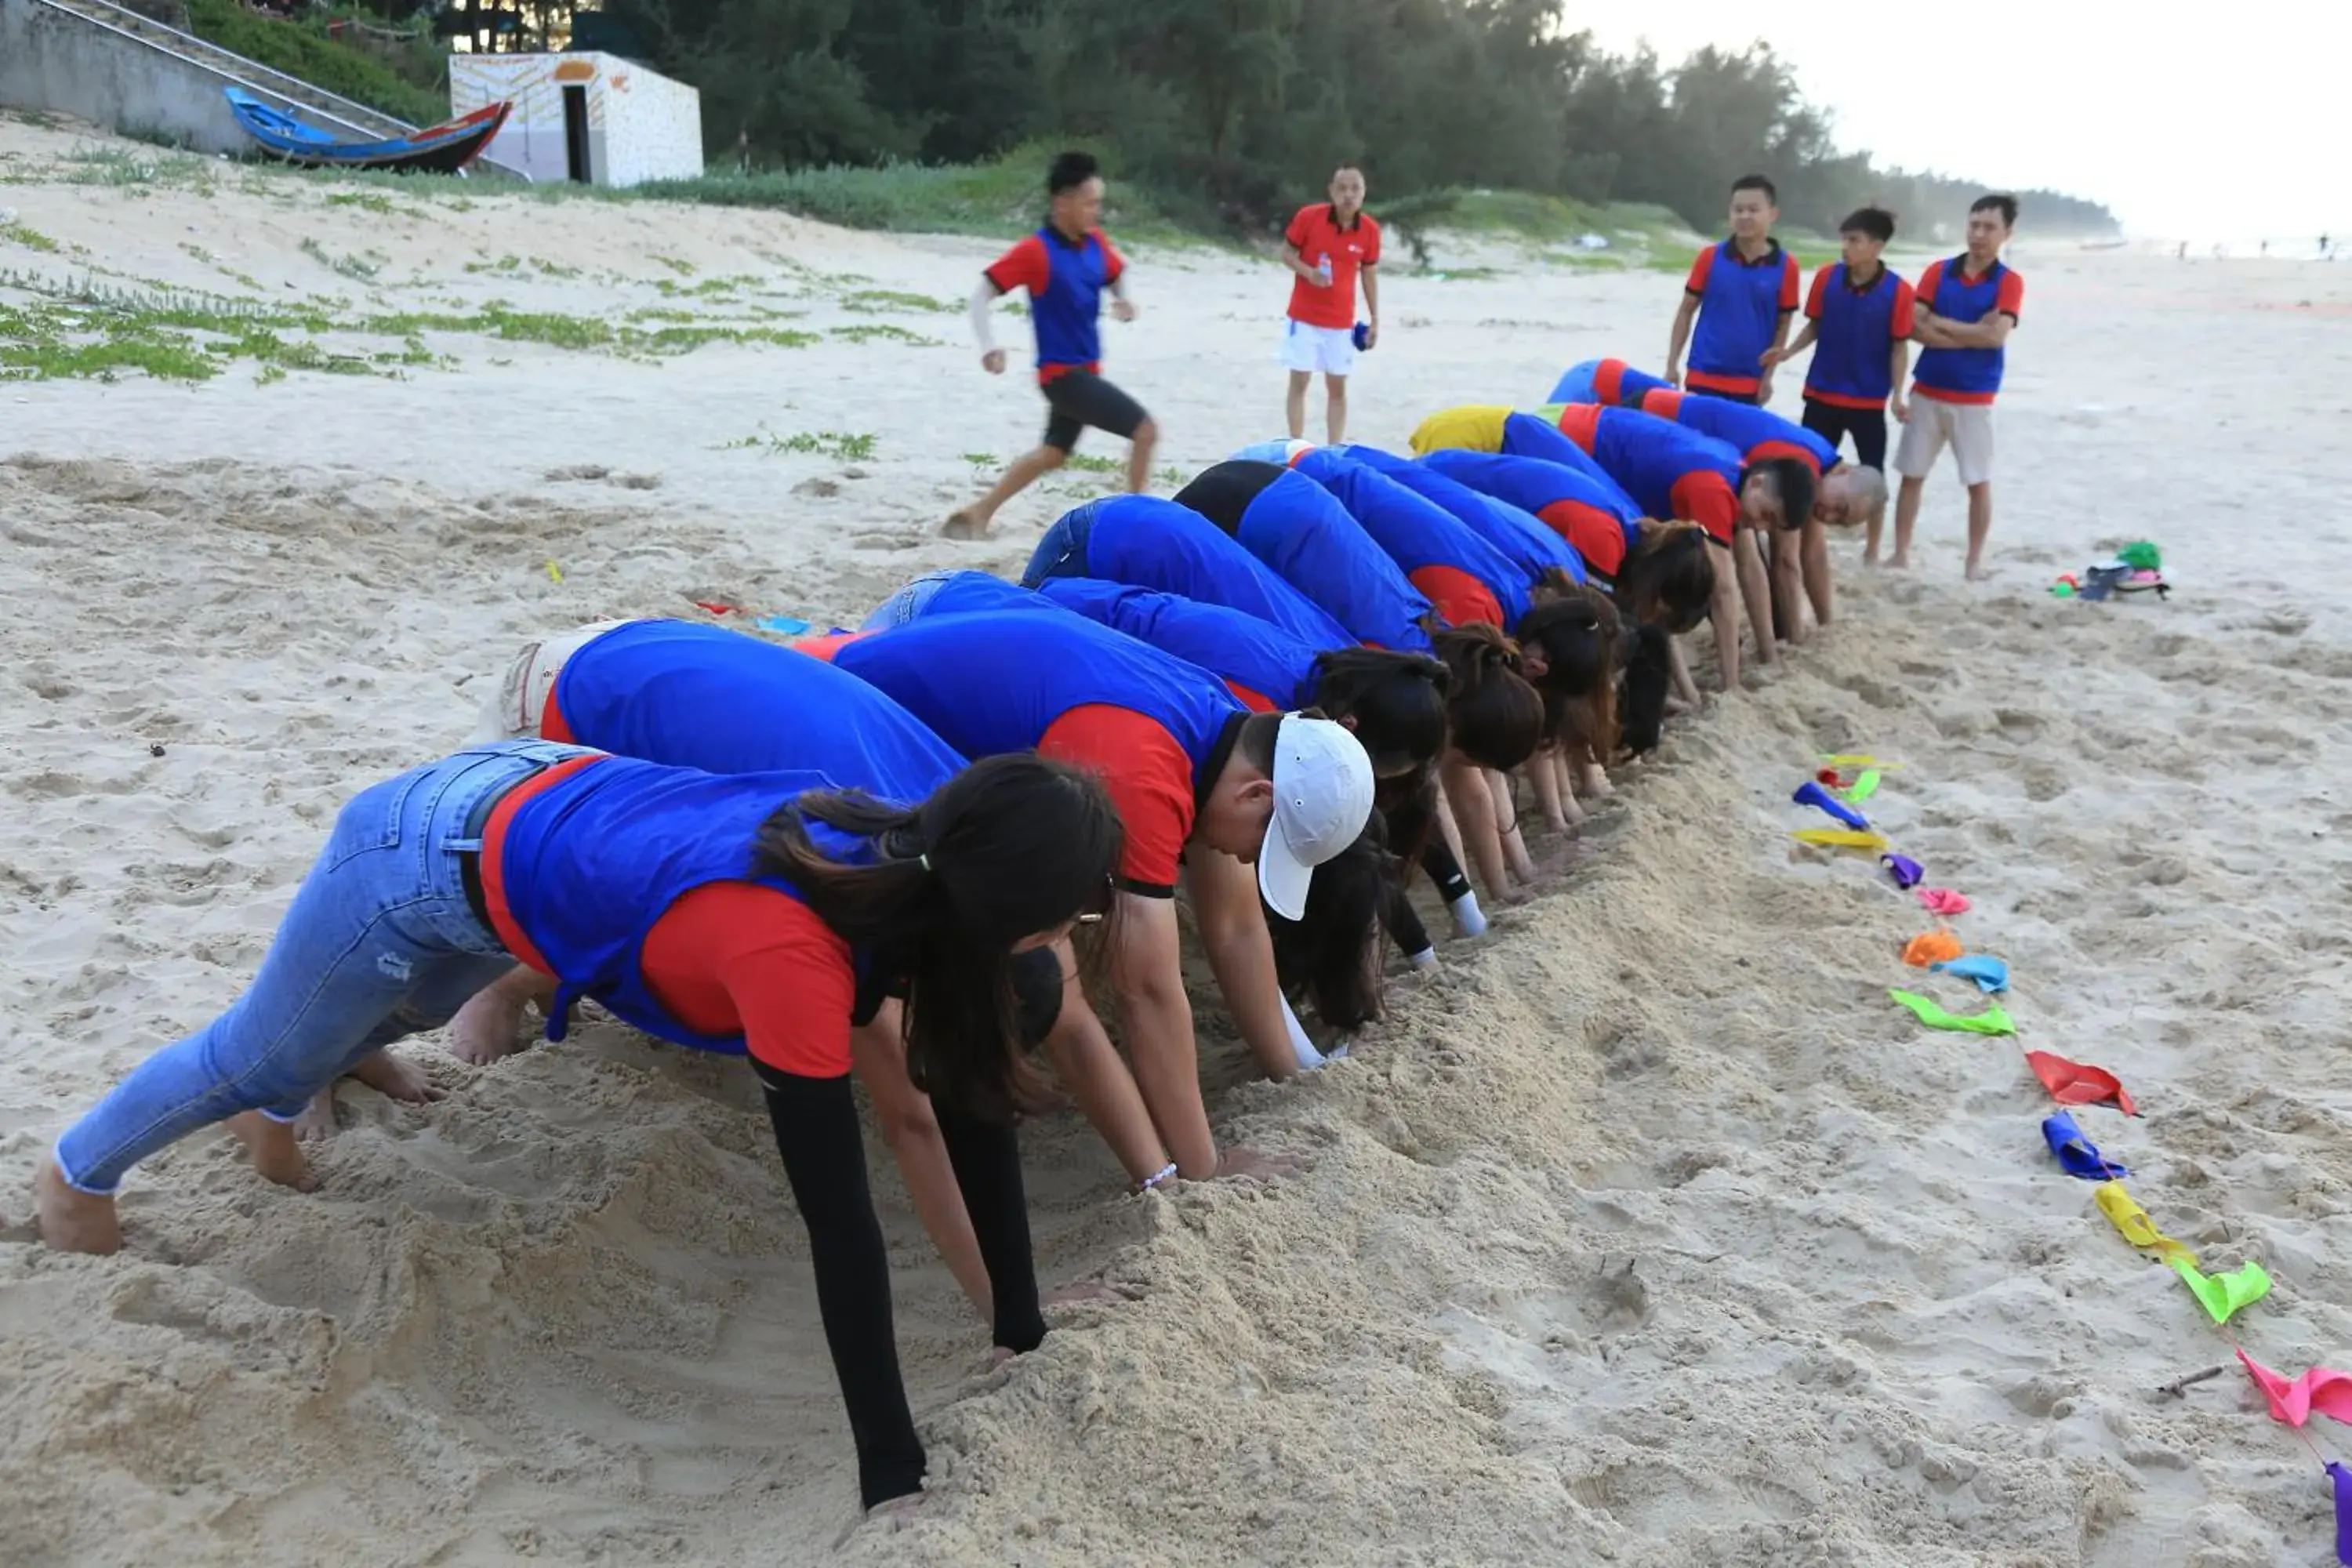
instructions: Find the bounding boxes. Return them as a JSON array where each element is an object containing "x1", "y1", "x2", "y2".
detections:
[{"x1": 714, "y1": 429, "x2": 878, "y2": 461}]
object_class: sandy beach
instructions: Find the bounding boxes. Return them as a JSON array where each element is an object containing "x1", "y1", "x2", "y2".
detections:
[{"x1": 6, "y1": 113, "x2": 2352, "y2": 1566}]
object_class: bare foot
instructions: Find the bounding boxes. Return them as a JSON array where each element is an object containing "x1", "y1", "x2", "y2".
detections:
[
  {"x1": 448, "y1": 982, "x2": 531, "y2": 1065},
  {"x1": 1864, "y1": 551, "x2": 1881, "y2": 568},
  {"x1": 227, "y1": 1110, "x2": 318, "y2": 1190},
  {"x1": 1965, "y1": 559, "x2": 1990, "y2": 582},
  {"x1": 941, "y1": 508, "x2": 990, "y2": 540},
  {"x1": 348, "y1": 1048, "x2": 445, "y2": 1105},
  {"x1": 1580, "y1": 764, "x2": 1613, "y2": 799},
  {"x1": 34, "y1": 1156, "x2": 122, "y2": 1254},
  {"x1": 1886, "y1": 554, "x2": 1911, "y2": 570},
  {"x1": 293, "y1": 1087, "x2": 340, "y2": 1142}
]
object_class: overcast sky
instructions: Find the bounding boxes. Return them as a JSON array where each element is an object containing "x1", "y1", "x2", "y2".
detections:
[{"x1": 1578, "y1": 3, "x2": 2347, "y2": 242}]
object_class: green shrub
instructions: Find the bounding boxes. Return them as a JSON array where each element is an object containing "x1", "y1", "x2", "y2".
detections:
[{"x1": 182, "y1": 0, "x2": 449, "y2": 127}]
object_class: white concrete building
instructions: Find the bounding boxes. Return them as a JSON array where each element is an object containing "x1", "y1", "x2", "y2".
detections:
[{"x1": 450, "y1": 52, "x2": 701, "y2": 187}]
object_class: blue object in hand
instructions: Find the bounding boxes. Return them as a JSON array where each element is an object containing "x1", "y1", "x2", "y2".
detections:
[
  {"x1": 1792, "y1": 779, "x2": 1871, "y2": 831},
  {"x1": 2043, "y1": 1111, "x2": 2129, "y2": 1181},
  {"x1": 1352, "y1": 321, "x2": 1373, "y2": 352}
]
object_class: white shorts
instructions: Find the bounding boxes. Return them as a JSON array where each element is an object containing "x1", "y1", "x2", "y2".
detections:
[
  {"x1": 1277, "y1": 320, "x2": 1357, "y2": 376},
  {"x1": 1894, "y1": 397, "x2": 1995, "y2": 487},
  {"x1": 463, "y1": 619, "x2": 636, "y2": 743}
]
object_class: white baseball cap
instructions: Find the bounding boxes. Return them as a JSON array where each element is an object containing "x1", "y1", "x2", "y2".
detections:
[{"x1": 1257, "y1": 713, "x2": 1377, "y2": 923}]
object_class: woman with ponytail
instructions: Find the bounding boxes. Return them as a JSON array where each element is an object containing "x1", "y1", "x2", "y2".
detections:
[{"x1": 37, "y1": 732, "x2": 1122, "y2": 1517}]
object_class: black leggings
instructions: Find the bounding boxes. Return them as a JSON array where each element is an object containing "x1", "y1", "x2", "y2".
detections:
[
  {"x1": 1171, "y1": 459, "x2": 1286, "y2": 533},
  {"x1": 1382, "y1": 837, "x2": 1475, "y2": 956}
]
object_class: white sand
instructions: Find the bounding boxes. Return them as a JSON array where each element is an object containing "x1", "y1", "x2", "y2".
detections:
[{"x1": 6, "y1": 114, "x2": 2352, "y2": 1566}]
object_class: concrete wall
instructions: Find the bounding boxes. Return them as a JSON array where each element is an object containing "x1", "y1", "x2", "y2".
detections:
[
  {"x1": 0, "y1": 0, "x2": 375, "y2": 154},
  {"x1": 601, "y1": 60, "x2": 700, "y2": 188},
  {"x1": 452, "y1": 52, "x2": 699, "y2": 189}
]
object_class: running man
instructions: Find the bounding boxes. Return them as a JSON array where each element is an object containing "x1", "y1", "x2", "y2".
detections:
[
  {"x1": 1665, "y1": 174, "x2": 1802, "y2": 405},
  {"x1": 1891, "y1": 194, "x2": 2024, "y2": 579},
  {"x1": 948, "y1": 151, "x2": 1155, "y2": 539},
  {"x1": 1279, "y1": 165, "x2": 1381, "y2": 445}
]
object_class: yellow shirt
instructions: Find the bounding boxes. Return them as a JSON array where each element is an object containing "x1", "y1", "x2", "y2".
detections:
[{"x1": 1408, "y1": 405, "x2": 1511, "y2": 455}]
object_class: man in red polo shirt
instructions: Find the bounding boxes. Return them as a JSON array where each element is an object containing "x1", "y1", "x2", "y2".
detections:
[
  {"x1": 1279, "y1": 165, "x2": 1381, "y2": 445},
  {"x1": 1666, "y1": 174, "x2": 1802, "y2": 405}
]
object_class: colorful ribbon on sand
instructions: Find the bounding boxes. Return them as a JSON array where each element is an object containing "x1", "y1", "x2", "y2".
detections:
[
  {"x1": 1932, "y1": 954, "x2": 2009, "y2": 993},
  {"x1": 2026, "y1": 1051, "x2": 2138, "y2": 1116},
  {"x1": 1889, "y1": 989, "x2": 2016, "y2": 1036},
  {"x1": 2238, "y1": 1352, "x2": 2352, "y2": 1429},
  {"x1": 1917, "y1": 887, "x2": 1973, "y2": 916},
  {"x1": 2093, "y1": 1181, "x2": 2196, "y2": 1264},
  {"x1": 1903, "y1": 931, "x2": 1965, "y2": 967},
  {"x1": 1795, "y1": 828, "x2": 1890, "y2": 851},
  {"x1": 2173, "y1": 1257, "x2": 2271, "y2": 1325},
  {"x1": 2043, "y1": 1111, "x2": 2129, "y2": 1179}
]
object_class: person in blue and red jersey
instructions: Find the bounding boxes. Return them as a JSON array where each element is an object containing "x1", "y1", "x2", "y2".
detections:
[
  {"x1": 1665, "y1": 174, "x2": 1802, "y2": 405},
  {"x1": 1007, "y1": 492, "x2": 1355, "y2": 650},
  {"x1": 948, "y1": 151, "x2": 1154, "y2": 541},
  {"x1": 1171, "y1": 459, "x2": 1438, "y2": 654},
  {"x1": 808, "y1": 611, "x2": 1374, "y2": 1184},
  {"x1": 1417, "y1": 447, "x2": 1718, "y2": 720},
  {"x1": 1547, "y1": 357, "x2": 1667, "y2": 409},
  {"x1": 1279, "y1": 164, "x2": 1381, "y2": 445},
  {"x1": 447, "y1": 616, "x2": 1126, "y2": 1327},
  {"x1": 1534, "y1": 402, "x2": 1793, "y2": 694},
  {"x1": 1406, "y1": 405, "x2": 1624, "y2": 498},
  {"x1": 34, "y1": 733, "x2": 1122, "y2": 1521},
  {"x1": 1890, "y1": 193, "x2": 2024, "y2": 579}
]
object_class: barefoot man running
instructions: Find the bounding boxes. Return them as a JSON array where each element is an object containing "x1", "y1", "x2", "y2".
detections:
[{"x1": 946, "y1": 151, "x2": 1157, "y2": 539}]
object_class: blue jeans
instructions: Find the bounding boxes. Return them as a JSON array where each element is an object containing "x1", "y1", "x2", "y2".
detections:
[
  {"x1": 1016, "y1": 499, "x2": 1102, "y2": 588},
  {"x1": 858, "y1": 570, "x2": 962, "y2": 632},
  {"x1": 53, "y1": 739, "x2": 593, "y2": 1194}
]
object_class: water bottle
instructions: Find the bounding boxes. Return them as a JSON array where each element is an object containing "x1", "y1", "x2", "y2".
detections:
[{"x1": 1316, "y1": 256, "x2": 1333, "y2": 287}]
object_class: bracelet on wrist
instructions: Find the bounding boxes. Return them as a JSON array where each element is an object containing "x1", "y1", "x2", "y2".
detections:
[{"x1": 1135, "y1": 1161, "x2": 1179, "y2": 1194}]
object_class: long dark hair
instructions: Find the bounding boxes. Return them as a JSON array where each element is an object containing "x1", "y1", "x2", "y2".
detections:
[
  {"x1": 1268, "y1": 816, "x2": 1389, "y2": 1032},
  {"x1": 1512, "y1": 583, "x2": 1623, "y2": 760},
  {"x1": 1618, "y1": 622, "x2": 1675, "y2": 756},
  {"x1": 1308, "y1": 646, "x2": 1450, "y2": 776},
  {"x1": 1431, "y1": 622, "x2": 1543, "y2": 771},
  {"x1": 1620, "y1": 521, "x2": 1715, "y2": 633},
  {"x1": 750, "y1": 753, "x2": 1121, "y2": 1121}
]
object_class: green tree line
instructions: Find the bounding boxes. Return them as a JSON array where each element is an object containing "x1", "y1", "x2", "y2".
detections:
[{"x1": 421, "y1": 0, "x2": 2122, "y2": 237}]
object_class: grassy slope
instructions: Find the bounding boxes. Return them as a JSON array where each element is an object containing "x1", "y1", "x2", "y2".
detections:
[{"x1": 181, "y1": 0, "x2": 448, "y2": 126}]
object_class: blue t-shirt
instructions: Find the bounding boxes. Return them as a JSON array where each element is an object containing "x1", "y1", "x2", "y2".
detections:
[
  {"x1": 1647, "y1": 391, "x2": 1839, "y2": 474},
  {"x1": 1234, "y1": 467, "x2": 1435, "y2": 652},
  {"x1": 1341, "y1": 446, "x2": 1587, "y2": 586},
  {"x1": 984, "y1": 226, "x2": 1124, "y2": 377},
  {"x1": 554, "y1": 619, "x2": 966, "y2": 782},
  {"x1": 1294, "y1": 449, "x2": 1534, "y2": 625},
  {"x1": 1081, "y1": 495, "x2": 1355, "y2": 650},
  {"x1": 1033, "y1": 578, "x2": 1319, "y2": 710}
]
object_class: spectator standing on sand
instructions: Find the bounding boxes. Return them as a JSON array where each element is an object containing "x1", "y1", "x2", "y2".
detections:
[
  {"x1": 1665, "y1": 174, "x2": 1801, "y2": 406},
  {"x1": 1279, "y1": 165, "x2": 1382, "y2": 445},
  {"x1": 1889, "y1": 193, "x2": 2024, "y2": 579},
  {"x1": 947, "y1": 151, "x2": 1155, "y2": 540}
]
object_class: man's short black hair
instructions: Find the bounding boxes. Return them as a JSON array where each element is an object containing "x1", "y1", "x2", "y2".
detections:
[
  {"x1": 1047, "y1": 151, "x2": 1100, "y2": 198},
  {"x1": 1746, "y1": 457, "x2": 1816, "y2": 532},
  {"x1": 1732, "y1": 174, "x2": 1777, "y2": 204},
  {"x1": 1839, "y1": 206, "x2": 1896, "y2": 243},
  {"x1": 1973, "y1": 192, "x2": 2020, "y2": 228}
]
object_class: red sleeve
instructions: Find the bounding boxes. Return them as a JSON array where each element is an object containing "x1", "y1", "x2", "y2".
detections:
[
  {"x1": 1037, "y1": 704, "x2": 1194, "y2": 893},
  {"x1": 1804, "y1": 265, "x2": 1830, "y2": 320},
  {"x1": 1362, "y1": 214, "x2": 1381, "y2": 266},
  {"x1": 1889, "y1": 278, "x2": 1918, "y2": 337},
  {"x1": 1915, "y1": 261, "x2": 1944, "y2": 309},
  {"x1": 1996, "y1": 270, "x2": 2024, "y2": 318},
  {"x1": 1779, "y1": 253, "x2": 1801, "y2": 310},
  {"x1": 984, "y1": 234, "x2": 1049, "y2": 296},
  {"x1": 1684, "y1": 247, "x2": 1713, "y2": 295},
  {"x1": 1283, "y1": 205, "x2": 1313, "y2": 255},
  {"x1": 641, "y1": 884, "x2": 855, "y2": 1078},
  {"x1": 1095, "y1": 229, "x2": 1124, "y2": 286},
  {"x1": 1670, "y1": 472, "x2": 1740, "y2": 546}
]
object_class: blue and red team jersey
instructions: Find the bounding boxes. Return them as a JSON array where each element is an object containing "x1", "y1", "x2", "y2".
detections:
[
  {"x1": 1494, "y1": 409, "x2": 1626, "y2": 495},
  {"x1": 1069, "y1": 495, "x2": 1355, "y2": 650},
  {"x1": 1802, "y1": 263, "x2": 1918, "y2": 409},
  {"x1": 1232, "y1": 467, "x2": 1436, "y2": 653},
  {"x1": 1684, "y1": 239, "x2": 1802, "y2": 397},
  {"x1": 1912, "y1": 256, "x2": 2024, "y2": 405},
  {"x1": 1338, "y1": 445, "x2": 1588, "y2": 592},
  {"x1": 1547, "y1": 358, "x2": 1672, "y2": 408},
  {"x1": 482, "y1": 753, "x2": 896, "y2": 1076},
  {"x1": 545, "y1": 619, "x2": 965, "y2": 784},
  {"x1": 1033, "y1": 578, "x2": 1319, "y2": 713},
  {"x1": 983, "y1": 225, "x2": 1126, "y2": 383},
  {"x1": 1419, "y1": 448, "x2": 1642, "y2": 579},
  {"x1": 819, "y1": 611, "x2": 1246, "y2": 894},
  {"x1": 1293, "y1": 449, "x2": 1530, "y2": 629},
  {"x1": 1548, "y1": 403, "x2": 1745, "y2": 547},
  {"x1": 1633, "y1": 387, "x2": 1840, "y2": 475}
]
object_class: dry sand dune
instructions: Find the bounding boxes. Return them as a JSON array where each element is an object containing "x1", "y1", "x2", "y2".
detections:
[{"x1": 5, "y1": 114, "x2": 2352, "y2": 1566}]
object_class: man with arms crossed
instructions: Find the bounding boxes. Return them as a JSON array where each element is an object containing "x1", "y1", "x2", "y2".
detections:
[
  {"x1": 1279, "y1": 164, "x2": 1381, "y2": 445},
  {"x1": 1889, "y1": 193, "x2": 2024, "y2": 579}
]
